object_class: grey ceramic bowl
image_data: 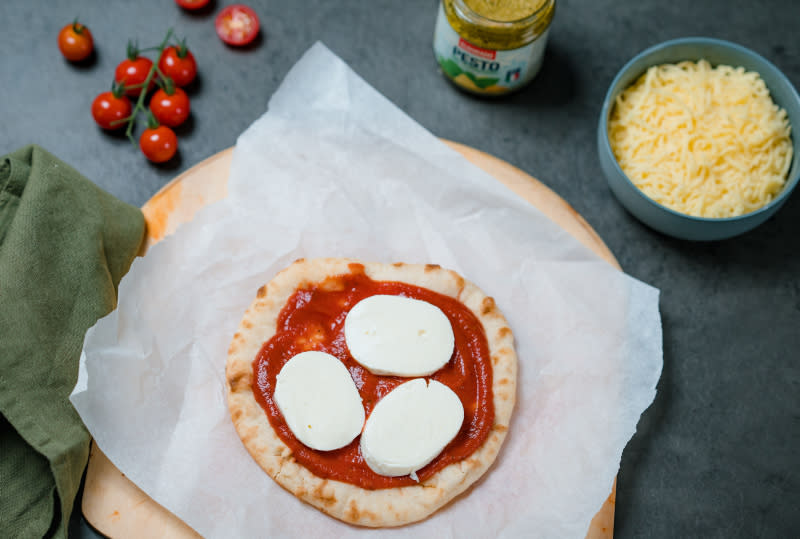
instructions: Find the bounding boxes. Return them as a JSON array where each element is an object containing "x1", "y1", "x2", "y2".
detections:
[{"x1": 597, "y1": 37, "x2": 800, "y2": 241}]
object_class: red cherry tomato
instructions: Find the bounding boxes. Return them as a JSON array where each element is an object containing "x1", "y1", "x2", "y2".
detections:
[
  {"x1": 150, "y1": 87, "x2": 191, "y2": 127},
  {"x1": 140, "y1": 125, "x2": 178, "y2": 163},
  {"x1": 158, "y1": 46, "x2": 197, "y2": 87},
  {"x1": 91, "y1": 89, "x2": 132, "y2": 130},
  {"x1": 115, "y1": 56, "x2": 155, "y2": 98},
  {"x1": 58, "y1": 21, "x2": 94, "y2": 62},
  {"x1": 215, "y1": 4, "x2": 260, "y2": 46},
  {"x1": 174, "y1": 0, "x2": 211, "y2": 9}
]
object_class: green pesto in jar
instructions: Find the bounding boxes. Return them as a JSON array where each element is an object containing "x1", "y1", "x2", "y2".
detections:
[
  {"x1": 433, "y1": 0, "x2": 556, "y2": 95},
  {"x1": 464, "y1": 0, "x2": 548, "y2": 24}
]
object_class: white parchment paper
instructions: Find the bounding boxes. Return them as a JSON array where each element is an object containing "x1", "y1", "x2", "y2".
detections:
[{"x1": 71, "y1": 43, "x2": 662, "y2": 539}]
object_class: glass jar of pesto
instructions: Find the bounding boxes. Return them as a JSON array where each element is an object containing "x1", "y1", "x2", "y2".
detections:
[{"x1": 433, "y1": 0, "x2": 556, "y2": 96}]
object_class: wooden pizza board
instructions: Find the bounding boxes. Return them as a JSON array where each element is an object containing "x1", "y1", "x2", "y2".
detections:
[{"x1": 82, "y1": 140, "x2": 618, "y2": 538}]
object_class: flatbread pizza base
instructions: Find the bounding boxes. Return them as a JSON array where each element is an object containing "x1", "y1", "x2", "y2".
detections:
[{"x1": 226, "y1": 258, "x2": 517, "y2": 527}]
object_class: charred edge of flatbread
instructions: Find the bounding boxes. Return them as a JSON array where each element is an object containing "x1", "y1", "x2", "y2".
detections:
[{"x1": 225, "y1": 258, "x2": 517, "y2": 527}]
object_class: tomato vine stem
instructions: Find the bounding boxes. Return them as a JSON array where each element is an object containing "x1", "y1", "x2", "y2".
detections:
[{"x1": 123, "y1": 28, "x2": 175, "y2": 145}]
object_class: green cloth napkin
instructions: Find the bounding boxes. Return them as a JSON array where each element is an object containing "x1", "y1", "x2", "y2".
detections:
[{"x1": 0, "y1": 145, "x2": 145, "y2": 538}]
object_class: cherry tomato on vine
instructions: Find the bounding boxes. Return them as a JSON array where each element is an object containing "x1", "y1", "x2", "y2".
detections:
[
  {"x1": 158, "y1": 45, "x2": 197, "y2": 87},
  {"x1": 150, "y1": 85, "x2": 190, "y2": 127},
  {"x1": 140, "y1": 124, "x2": 178, "y2": 163},
  {"x1": 58, "y1": 21, "x2": 94, "y2": 62},
  {"x1": 174, "y1": 0, "x2": 211, "y2": 10},
  {"x1": 215, "y1": 4, "x2": 260, "y2": 47},
  {"x1": 91, "y1": 84, "x2": 132, "y2": 130},
  {"x1": 115, "y1": 52, "x2": 154, "y2": 98}
]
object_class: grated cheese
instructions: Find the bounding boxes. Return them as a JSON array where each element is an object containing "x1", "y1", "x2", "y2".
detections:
[{"x1": 608, "y1": 60, "x2": 793, "y2": 218}]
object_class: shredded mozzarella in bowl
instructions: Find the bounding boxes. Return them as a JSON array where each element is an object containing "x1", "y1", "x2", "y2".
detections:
[{"x1": 607, "y1": 59, "x2": 793, "y2": 219}]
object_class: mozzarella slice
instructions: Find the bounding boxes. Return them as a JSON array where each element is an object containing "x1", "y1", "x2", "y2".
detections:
[
  {"x1": 274, "y1": 351, "x2": 365, "y2": 451},
  {"x1": 360, "y1": 379, "x2": 464, "y2": 478},
  {"x1": 344, "y1": 295, "x2": 455, "y2": 377}
]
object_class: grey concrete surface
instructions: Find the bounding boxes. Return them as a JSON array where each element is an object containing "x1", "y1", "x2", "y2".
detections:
[{"x1": 2, "y1": 0, "x2": 799, "y2": 537}]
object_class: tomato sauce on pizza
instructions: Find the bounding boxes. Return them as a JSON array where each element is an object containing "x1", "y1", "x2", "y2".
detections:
[{"x1": 252, "y1": 264, "x2": 494, "y2": 489}]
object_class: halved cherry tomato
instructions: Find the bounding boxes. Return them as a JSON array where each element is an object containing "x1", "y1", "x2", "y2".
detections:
[
  {"x1": 158, "y1": 45, "x2": 197, "y2": 87},
  {"x1": 174, "y1": 0, "x2": 211, "y2": 9},
  {"x1": 215, "y1": 4, "x2": 260, "y2": 46},
  {"x1": 91, "y1": 85, "x2": 132, "y2": 130},
  {"x1": 140, "y1": 124, "x2": 178, "y2": 163},
  {"x1": 115, "y1": 55, "x2": 154, "y2": 98},
  {"x1": 150, "y1": 85, "x2": 190, "y2": 127},
  {"x1": 58, "y1": 21, "x2": 94, "y2": 62}
]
